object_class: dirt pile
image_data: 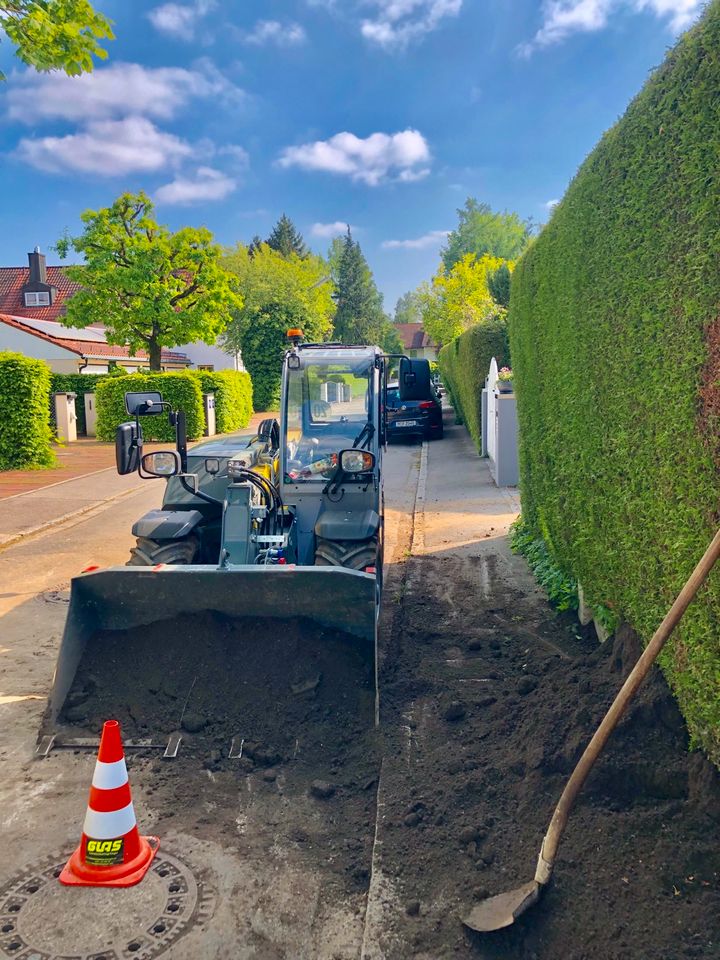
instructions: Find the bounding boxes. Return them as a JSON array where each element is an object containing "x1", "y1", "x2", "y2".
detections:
[
  {"x1": 60, "y1": 612, "x2": 374, "y2": 747},
  {"x1": 376, "y1": 553, "x2": 720, "y2": 960}
]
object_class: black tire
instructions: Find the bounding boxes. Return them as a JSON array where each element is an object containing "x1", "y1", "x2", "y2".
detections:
[
  {"x1": 127, "y1": 535, "x2": 199, "y2": 566},
  {"x1": 315, "y1": 536, "x2": 379, "y2": 571}
]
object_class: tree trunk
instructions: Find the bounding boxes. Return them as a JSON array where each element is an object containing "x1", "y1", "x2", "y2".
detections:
[{"x1": 148, "y1": 340, "x2": 162, "y2": 371}]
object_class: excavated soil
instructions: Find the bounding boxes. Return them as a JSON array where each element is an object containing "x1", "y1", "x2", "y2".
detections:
[
  {"x1": 375, "y1": 552, "x2": 720, "y2": 960},
  {"x1": 60, "y1": 614, "x2": 380, "y2": 896}
]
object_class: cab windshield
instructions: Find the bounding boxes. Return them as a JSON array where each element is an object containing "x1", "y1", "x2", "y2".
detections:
[{"x1": 284, "y1": 353, "x2": 373, "y2": 482}]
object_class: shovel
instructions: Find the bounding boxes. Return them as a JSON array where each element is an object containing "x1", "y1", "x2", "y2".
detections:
[{"x1": 463, "y1": 527, "x2": 720, "y2": 933}]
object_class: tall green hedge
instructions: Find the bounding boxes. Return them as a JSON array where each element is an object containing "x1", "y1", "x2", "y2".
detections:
[
  {"x1": 194, "y1": 370, "x2": 253, "y2": 433},
  {"x1": 0, "y1": 352, "x2": 55, "y2": 470},
  {"x1": 437, "y1": 319, "x2": 510, "y2": 450},
  {"x1": 509, "y1": 2, "x2": 720, "y2": 763},
  {"x1": 96, "y1": 373, "x2": 205, "y2": 442}
]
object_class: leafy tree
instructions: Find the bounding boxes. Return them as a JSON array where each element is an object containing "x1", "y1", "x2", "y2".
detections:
[
  {"x1": 379, "y1": 319, "x2": 403, "y2": 356},
  {"x1": 442, "y1": 198, "x2": 531, "y2": 271},
  {"x1": 393, "y1": 290, "x2": 423, "y2": 325},
  {"x1": 265, "y1": 214, "x2": 308, "y2": 259},
  {"x1": 223, "y1": 243, "x2": 334, "y2": 409},
  {"x1": 248, "y1": 234, "x2": 263, "y2": 257},
  {"x1": 1, "y1": 1, "x2": 113, "y2": 80},
  {"x1": 57, "y1": 191, "x2": 241, "y2": 371},
  {"x1": 420, "y1": 253, "x2": 508, "y2": 347},
  {"x1": 332, "y1": 229, "x2": 387, "y2": 346},
  {"x1": 487, "y1": 262, "x2": 513, "y2": 309}
]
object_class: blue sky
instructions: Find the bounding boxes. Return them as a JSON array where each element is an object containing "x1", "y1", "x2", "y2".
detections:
[{"x1": 0, "y1": 0, "x2": 706, "y2": 311}]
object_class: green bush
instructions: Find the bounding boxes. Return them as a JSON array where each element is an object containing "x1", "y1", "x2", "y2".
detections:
[
  {"x1": 193, "y1": 370, "x2": 253, "y2": 433},
  {"x1": 509, "y1": 2, "x2": 720, "y2": 762},
  {"x1": 437, "y1": 318, "x2": 510, "y2": 449},
  {"x1": 0, "y1": 352, "x2": 55, "y2": 470},
  {"x1": 96, "y1": 373, "x2": 205, "y2": 442}
]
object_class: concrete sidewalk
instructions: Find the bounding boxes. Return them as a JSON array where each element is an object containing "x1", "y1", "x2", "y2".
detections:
[{"x1": 0, "y1": 411, "x2": 275, "y2": 548}]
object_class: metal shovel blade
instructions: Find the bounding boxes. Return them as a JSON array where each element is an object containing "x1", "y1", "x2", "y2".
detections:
[{"x1": 462, "y1": 880, "x2": 541, "y2": 932}]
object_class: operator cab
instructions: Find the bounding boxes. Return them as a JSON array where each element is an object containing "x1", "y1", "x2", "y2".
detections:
[{"x1": 282, "y1": 344, "x2": 380, "y2": 487}]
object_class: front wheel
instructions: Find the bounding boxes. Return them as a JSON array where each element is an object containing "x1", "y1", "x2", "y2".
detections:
[
  {"x1": 127, "y1": 535, "x2": 199, "y2": 566},
  {"x1": 315, "y1": 535, "x2": 379, "y2": 572}
]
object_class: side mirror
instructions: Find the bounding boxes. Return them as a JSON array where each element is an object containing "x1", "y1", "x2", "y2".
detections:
[
  {"x1": 399, "y1": 358, "x2": 432, "y2": 401},
  {"x1": 116, "y1": 422, "x2": 141, "y2": 475},
  {"x1": 339, "y1": 449, "x2": 376, "y2": 474},
  {"x1": 125, "y1": 391, "x2": 165, "y2": 416},
  {"x1": 141, "y1": 451, "x2": 181, "y2": 477}
]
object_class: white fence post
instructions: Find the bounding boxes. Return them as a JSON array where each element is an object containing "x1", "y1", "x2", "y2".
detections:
[{"x1": 486, "y1": 357, "x2": 498, "y2": 464}]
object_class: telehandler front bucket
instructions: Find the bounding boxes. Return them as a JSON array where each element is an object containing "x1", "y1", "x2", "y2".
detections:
[{"x1": 42, "y1": 564, "x2": 378, "y2": 743}]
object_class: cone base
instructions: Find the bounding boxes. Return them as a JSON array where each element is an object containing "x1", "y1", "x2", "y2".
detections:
[{"x1": 59, "y1": 836, "x2": 159, "y2": 888}]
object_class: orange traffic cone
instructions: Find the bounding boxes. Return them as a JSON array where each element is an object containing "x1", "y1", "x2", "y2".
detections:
[{"x1": 59, "y1": 719, "x2": 159, "y2": 887}]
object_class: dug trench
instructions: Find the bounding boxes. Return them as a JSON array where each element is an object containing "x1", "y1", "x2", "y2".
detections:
[
  {"x1": 55, "y1": 554, "x2": 720, "y2": 958},
  {"x1": 369, "y1": 549, "x2": 720, "y2": 960}
]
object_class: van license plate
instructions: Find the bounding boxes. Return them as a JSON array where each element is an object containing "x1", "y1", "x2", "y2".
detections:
[{"x1": 396, "y1": 420, "x2": 418, "y2": 427}]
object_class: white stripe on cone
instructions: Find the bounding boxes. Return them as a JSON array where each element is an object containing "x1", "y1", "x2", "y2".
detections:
[
  {"x1": 83, "y1": 801, "x2": 137, "y2": 840},
  {"x1": 91, "y1": 758, "x2": 128, "y2": 791}
]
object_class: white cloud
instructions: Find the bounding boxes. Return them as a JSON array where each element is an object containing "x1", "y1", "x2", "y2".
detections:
[
  {"x1": 239, "y1": 20, "x2": 307, "y2": 45},
  {"x1": 361, "y1": 0, "x2": 462, "y2": 49},
  {"x1": 16, "y1": 117, "x2": 193, "y2": 176},
  {"x1": 155, "y1": 166, "x2": 237, "y2": 204},
  {"x1": 278, "y1": 129, "x2": 430, "y2": 186},
  {"x1": 6, "y1": 61, "x2": 244, "y2": 124},
  {"x1": 520, "y1": 0, "x2": 704, "y2": 54},
  {"x1": 545, "y1": 198, "x2": 560, "y2": 209},
  {"x1": 217, "y1": 144, "x2": 250, "y2": 167},
  {"x1": 635, "y1": 0, "x2": 703, "y2": 30},
  {"x1": 382, "y1": 229, "x2": 449, "y2": 250},
  {"x1": 148, "y1": 0, "x2": 216, "y2": 40},
  {"x1": 311, "y1": 221, "x2": 356, "y2": 238}
]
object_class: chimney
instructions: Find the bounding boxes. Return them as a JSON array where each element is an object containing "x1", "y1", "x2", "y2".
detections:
[{"x1": 28, "y1": 246, "x2": 47, "y2": 285}]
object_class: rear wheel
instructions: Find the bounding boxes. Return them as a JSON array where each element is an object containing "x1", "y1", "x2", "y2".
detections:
[
  {"x1": 315, "y1": 536, "x2": 379, "y2": 572},
  {"x1": 127, "y1": 535, "x2": 199, "y2": 566}
]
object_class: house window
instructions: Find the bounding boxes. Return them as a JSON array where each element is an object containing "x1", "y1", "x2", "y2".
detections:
[
  {"x1": 197, "y1": 364, "x2": 215, "y2": 371},
  {"x1": 24, "y1": 291, "x2": 51, "y2": 307}
]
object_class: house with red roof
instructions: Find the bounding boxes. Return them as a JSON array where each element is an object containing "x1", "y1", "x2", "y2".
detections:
[
  {"x1": 395, "y1": 322, "x2": 438, "y2": 362},
  {"x1": 0, "y1": 249, "x2": 241, "y2": 373}
]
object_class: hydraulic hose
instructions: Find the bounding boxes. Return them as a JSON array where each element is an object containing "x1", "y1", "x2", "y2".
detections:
[{"x1": 180, "y1": 475, "x2": 223, "y2": 507}]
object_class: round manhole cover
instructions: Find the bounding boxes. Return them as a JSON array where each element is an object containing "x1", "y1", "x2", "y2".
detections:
[{"x1": 0, "y1": 850, "x2": 214, "y2": 959}]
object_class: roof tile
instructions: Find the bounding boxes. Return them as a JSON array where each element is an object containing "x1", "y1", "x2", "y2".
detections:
[
  {"x1": 0, "y1": 266, "x2": 82, "y2": 323},
  {"x1": 394, "y1": 322, "x2": 436, "y2": 351}
]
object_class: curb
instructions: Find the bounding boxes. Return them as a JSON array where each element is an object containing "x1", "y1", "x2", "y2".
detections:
[
  {"x1": 0, "y1": 481, "x2": 144, "y2": 554},
  {"x1": 410, "y1": 440, "x2": 428, "y2": 557}
]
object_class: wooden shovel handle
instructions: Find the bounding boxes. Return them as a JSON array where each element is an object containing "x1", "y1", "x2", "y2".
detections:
[{"x1": 535, "y1": 527, "x2": 720, "y2": 884}]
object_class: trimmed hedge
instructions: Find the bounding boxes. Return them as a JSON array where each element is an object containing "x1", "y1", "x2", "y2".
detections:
[
  {"x1": 437, "y1": 318, "x2": 510, "y2": 450},
  {"x1": 509, "y1": 2, "x2": 720, "y2": 762},
  {"x1": 194, "y1": 370, "x2": 253, "y2": 433},
  {"x1": 0, "y1": 352, "x2": 55, "y2": 470},
  {"x1": 96, "y1": 373, "x2": 205, "y2": 442}
]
